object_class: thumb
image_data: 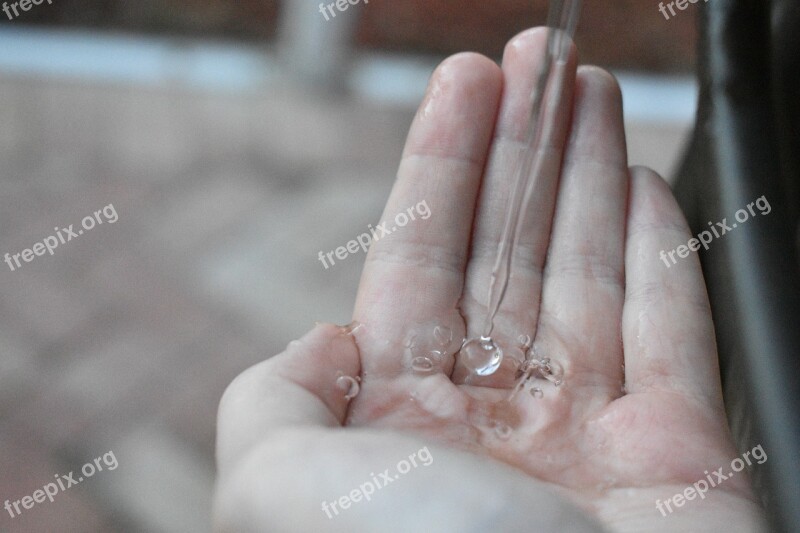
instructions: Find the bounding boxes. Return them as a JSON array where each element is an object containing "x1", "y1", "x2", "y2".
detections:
[{"x1": 216, "y1": 322, "x2": 361, "y2": 475}]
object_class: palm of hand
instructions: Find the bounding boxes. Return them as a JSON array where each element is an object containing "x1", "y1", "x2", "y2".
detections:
[{"x1": 214, "y1": 28, "x2": 767, "y2": 533}]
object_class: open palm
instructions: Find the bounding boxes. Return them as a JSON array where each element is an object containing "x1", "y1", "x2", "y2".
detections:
[{"x1": 214, "y1": 28, "x2": 767, "y2": 533}]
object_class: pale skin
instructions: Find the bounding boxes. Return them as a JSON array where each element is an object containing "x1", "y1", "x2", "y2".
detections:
[{"x1": 213, "y1": 28, "x2": 768, "y2": 532}]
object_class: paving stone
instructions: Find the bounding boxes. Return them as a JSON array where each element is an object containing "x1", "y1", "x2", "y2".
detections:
[
  {"x1": 10, "y1": 325, "x2": 181, "y2": 450},
  {"x1": 164, "y1": 331, "x2": 265, "y2": 453},
  {"x1": 0, "y1": 63, "x2": 688, "y2": 532},
  {"x1": 0, "y1": 329, "x2": 38, "y2": 420},
  {"x1": 92, "y1": 425, "x2": 214, "y2": 533},
  {"x1": 0, "y1": 432, "x2": 111, "y2": 533},
  {"x1": 0, "y1": 270, "x2": 100, "y2": 345}
]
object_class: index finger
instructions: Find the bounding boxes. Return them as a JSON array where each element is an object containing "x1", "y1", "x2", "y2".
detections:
[{"x1": 353, "y1": 53, "x2": 503, "y2": 375}]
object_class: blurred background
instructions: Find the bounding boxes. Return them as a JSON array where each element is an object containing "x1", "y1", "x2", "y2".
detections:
[{"x1": 0, "y1": 1, "x2": 699, "y2": 531}]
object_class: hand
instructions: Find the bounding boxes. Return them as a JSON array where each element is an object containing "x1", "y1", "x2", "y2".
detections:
[{"x1": 213, "y1": 28, "x2": 767, "y2": 532}]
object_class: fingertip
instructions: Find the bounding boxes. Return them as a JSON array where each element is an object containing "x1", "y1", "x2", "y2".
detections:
[
  {"x1": 578, "y1": 66, "x2": 621, "y2": 88},
  {"x1": 436, "y1": 51, "x2": 502, "y2": 84},
  {"x1": 629, "y1": 165, "x2": 667, "y2": 187},
  {"x1": 424, "y1": 51, "x2": 503, "y2": 110},
  {"x1": 628, "y1": 165, "x2": 691, "y2": 234},
  {"x1": 504, "y1": 26, "x2": 550, "y2": 60},
  {"x1": 405, "y1": 51, "x2": 502, "y2": 162},
  {"x1": 504, "y1": 26, "x2": 577, "y2": 65},
  {"x1": 576, "y1": 66, "x2": 623, "y2": 110}
]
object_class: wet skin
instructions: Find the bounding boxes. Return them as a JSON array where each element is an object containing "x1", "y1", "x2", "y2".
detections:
[{"x1": 214, "y1": 28, "x2": 768, "y2": 533}]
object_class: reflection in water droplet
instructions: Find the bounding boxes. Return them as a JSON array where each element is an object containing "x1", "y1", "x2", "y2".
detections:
[
  {"x1": 336, "y1": 375, "x2": 360, "y2": 400},
  {"x1": 494, "y1": 423, "x2": 513, "y2": 440},
  {"x1": 460, "y1": 336, "x2": 503, "y2": 376},
  {"x1": 433, "y1": 325, "x2": 453, "y2": 347},
  {"x1": 411, "y1": 356, "x2": 435, "y2": 373},
  {"x1": 530, "y1": 387, "x2": 544, "y2": 399}
]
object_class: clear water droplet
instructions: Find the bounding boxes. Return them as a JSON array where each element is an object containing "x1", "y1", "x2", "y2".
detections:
[
  {"x1": 547, "y1": 359, "x2": 563, "y2": 376},
  {"x1": 544, "y1": 374, "x2": 563, "y2": 387},
  {"x1": 494, "y1": 423, "x2": 513, "y2": 440},
  {"x1": 405, "y1": 322, "x2": 462, "y2": 375},
  {"x1": 433, "y1": 325, "x2": 453, "y2": 347},
  {"x1": 336, "y1": 375, "x2": 360, "y2": 400},
  {"x1": 518, "y1": 334, "x2": 532, "y2": 349},
  {"x1": 533, "y1": 357, "x2": 563, "y2": 386},
  {"x1": 409, "y1": 341, "x2": 441, "y2": 360},
  {"x1": 530, "y1": 387, "x2": 544, "y2": 399},
  {"x1": 546, "y1": 363, "x2": 564, "y2": 386},
  {"x1": 459, "y1": 336, "x2": 503, "y2": 376},
  {"x1": 411, "y1": 356, "x2": 435, "y2": 373}
]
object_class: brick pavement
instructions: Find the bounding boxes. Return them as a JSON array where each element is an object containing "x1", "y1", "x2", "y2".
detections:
[{"x1": 0, "y1": 72, "x2": 687, "y2": 531}]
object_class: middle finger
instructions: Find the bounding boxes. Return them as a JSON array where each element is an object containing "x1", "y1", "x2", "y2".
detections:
[{"x1": 457, "y1": 28, "x2": 578, "y2": 385}]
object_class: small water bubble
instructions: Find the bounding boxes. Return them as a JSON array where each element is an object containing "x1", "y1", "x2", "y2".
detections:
[
  {"x1": 409, "y1": 341, "x2": 441, "y2": 360},
  {"x1": 518, "y1": 334, "x2": 532, "y2": 349},
  {"x1": 544, "y1": 374, "x2": 564, "y2": 387},
  {"x1": 530, "y1": 387, "x2": 544, "y2": 399},
  {"x1": 433, "y1": 325, "x2": 453, "y2": 347},
  {"x1": 405, "y1": 322, "x2": 462, "y2": 375},
  {"x1": 410, "y1": 356, "x2": 435, "y2": 373},
  {"x1": 494, "y1": 423, "x2": 513, "y2": 440},
  {"x1": 336, "y1": 375, "x2": 360, "y2": 400},
  {"x1": 539, "y1": 358, "x2": 564, "y2": 386},
  {"x1": 459, "y1": 336, "x2": 503, "y2": 376}
]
